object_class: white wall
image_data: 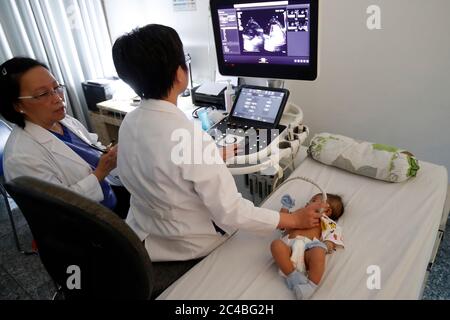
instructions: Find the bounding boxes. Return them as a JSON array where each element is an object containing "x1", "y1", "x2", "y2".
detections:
[
  {"x1": 103, "y1": 0, "x2": 216, "y2": 84},
  {"x1": 284, "y1": 0, "x2": 450, "y2": 179},
  {"x1": 104, "y1": 0, "x2": 450, "y2": 179}
]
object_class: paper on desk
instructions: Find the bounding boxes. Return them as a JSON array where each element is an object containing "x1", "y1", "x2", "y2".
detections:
[
  {"x1": 196, "y1": 82, "x2": 227, "y2": 96},
  {"x1": 215, "y1": 70, "x2": 238, "y2": 86}
]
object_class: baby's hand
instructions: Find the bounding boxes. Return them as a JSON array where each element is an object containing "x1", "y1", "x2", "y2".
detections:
[
  {"x1": 281, "y1": 194, "x2": 295, "y2": 210},
  {"x1": 325, "y1": 241, "x2": 336, "y2": 254}
]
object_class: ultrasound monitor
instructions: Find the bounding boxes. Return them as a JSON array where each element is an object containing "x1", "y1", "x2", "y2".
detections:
[{"x1": 210, "y1": 0, "x2": 318, "y2": 81}]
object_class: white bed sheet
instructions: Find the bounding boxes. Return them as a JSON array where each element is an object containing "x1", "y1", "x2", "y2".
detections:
[{"x1": 158, "y1": 157, "x2": 448, "y2": 300}]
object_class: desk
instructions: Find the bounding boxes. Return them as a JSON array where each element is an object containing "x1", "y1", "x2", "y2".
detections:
[{"x1": 90, "y1": 96, "x2": 199, "y2": 144}]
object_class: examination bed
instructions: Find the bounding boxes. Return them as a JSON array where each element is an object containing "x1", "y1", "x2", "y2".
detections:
[{"x1": 158, "y1": 153, "x2": 449, "y2": 300}]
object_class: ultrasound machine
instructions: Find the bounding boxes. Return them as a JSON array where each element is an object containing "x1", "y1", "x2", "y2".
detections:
[
  {"x1": 209, "y1": 85, "x2": 289, "y2": 156},
  {"x1": 209, "y1": 0, "x2": 318, "y2": 174}
]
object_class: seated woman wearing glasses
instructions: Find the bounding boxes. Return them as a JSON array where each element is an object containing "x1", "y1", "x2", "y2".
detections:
[{"x1": 0, "y1": 57, "x2": 129, "y2": 218}]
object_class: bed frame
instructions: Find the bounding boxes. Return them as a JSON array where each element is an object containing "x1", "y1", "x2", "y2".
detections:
[{"x1": 420, "y1": 186, "x2": 450, "y2": 298}]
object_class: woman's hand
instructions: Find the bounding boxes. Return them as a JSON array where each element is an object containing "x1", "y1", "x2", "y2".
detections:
[
  {"x1": 219, "y1": 144, "x2": 238, "y2": 161},
  {"x1": 93, "y1": 145, "x2": 118, "y2": 182},
  {"x1": 277, "y1": 201, "x2": 328, "y2": 230},
  {"x1": 279, "y1": 208, "x2": 290, "y2": 234},
  {"x1": 291, "y1": 201, "x2": 328, "y2": 229}
]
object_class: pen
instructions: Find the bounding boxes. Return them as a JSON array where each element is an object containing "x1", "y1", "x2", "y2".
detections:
[
  {"x1": 90, "y1": 140, "x2": 116, "y2": 154},
  {"x1": 90, "y1": 144, "x2": 107, "y2": 154},
  {"x1": 106, "y1": 139, "x2": 116, "y2": 149}
]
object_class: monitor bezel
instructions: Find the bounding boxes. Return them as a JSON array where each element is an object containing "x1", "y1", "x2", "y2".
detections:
[
  {"x1": 228, "y1": 85, "x2": 290, "y2": 129},
  {"x1": 210, "y1": 0, "x2": 318, "y2": 81}
]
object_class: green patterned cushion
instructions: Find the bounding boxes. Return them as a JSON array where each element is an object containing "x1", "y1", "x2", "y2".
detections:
[{"x1": 308, "y1": 133, "x2": 420, "y2": 182}]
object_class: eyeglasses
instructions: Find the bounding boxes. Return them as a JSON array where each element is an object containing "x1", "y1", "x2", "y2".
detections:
[
  {"x1": 185, "y1": 53, "x2": 192, "y2": 64},
  {"x1": 18, "y1": 84, "x2": 66, "y2": 101}
]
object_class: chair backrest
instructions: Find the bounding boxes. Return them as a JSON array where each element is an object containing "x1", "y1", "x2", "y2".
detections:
[
  {"x1": 5, "y1": 176, "x2": 153, "y2": 300},
  {"x1": 0, "y1": 120, "x2": 12, "y2": 177}
]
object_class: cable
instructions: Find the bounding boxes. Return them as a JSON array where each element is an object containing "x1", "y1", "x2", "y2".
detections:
[
  {"x1": 270, "y1": 176, "x2": 328, "y2": 213},
  {"x1": 191, "y1": 105, "x2": 217, "y2": 119},
  {"x1": 228, "y1": 146, "x2": 292, "y2": 176},
  {"x1": 280, "y1": 142, "x2": 300, "y2": 175}
]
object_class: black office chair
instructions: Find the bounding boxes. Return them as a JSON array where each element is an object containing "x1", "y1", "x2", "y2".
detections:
[
  {"x1": 5, "y1": 176, "x2": 201, "y2": 300},
  {"x1": 5, "y1": 176, "x2": 153, "y2": 299}
]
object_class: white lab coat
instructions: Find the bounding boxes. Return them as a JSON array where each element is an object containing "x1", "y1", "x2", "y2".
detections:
[
  {"x1": 118, "y1": 99, "x2": 280, "y2": 261},
  {"x1": 3, "y1": 115, "x2": 105, "y2": 202}
]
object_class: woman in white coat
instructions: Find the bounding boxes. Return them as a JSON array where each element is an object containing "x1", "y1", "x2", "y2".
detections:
[
  {"x1": 0, "y1": 57, "x2": 129, "y2": 218},
  {"x1": 112, "y1": 24, "x2": 328, "y2": 262}
]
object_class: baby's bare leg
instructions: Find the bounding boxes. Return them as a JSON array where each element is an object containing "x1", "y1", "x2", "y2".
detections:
[
  {"x1": 270, "y1": 239, "x2": 294, "y2": 276},
  {"x1": 305, "y1": 247, "x2": 326, "y2": 285}
]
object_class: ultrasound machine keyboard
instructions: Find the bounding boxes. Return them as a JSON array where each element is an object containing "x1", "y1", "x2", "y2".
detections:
[{"x1": 209, "y1": 119, "x2": 286, "y2": 156}]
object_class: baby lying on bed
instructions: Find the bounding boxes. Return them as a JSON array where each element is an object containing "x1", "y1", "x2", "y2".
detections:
[{"x1": 271, "y1": 193, "x2": 345, "y2": 299}]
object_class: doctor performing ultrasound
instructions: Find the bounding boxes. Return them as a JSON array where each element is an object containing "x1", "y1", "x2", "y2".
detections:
[
  {"x1": 112, "y1": 24, "x2": 328, "y2": 262},
  {"x1": 0, "y1": 0, "x2": 449, "y2": 303}
]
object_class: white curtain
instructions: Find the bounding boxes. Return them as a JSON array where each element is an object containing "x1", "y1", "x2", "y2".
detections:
[{"x1": 0, "y1": 0, "x2": 116, "y2": 128}]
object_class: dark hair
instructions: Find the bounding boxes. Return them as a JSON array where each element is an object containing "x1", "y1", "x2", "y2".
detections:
[
  {"x1": 327, "y1": 194, "x2": 344, "y2": 221},
  {"x1": 0, "y1": 57, "x2": 48, "y2": 128},
  {"x1": 112, "y1": 24, "x2": 187, "y2": 100}
]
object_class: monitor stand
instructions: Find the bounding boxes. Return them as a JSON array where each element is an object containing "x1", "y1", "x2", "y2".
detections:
[
  {"x1": 239, "y1": 77, "x2": 285, "y2": 89},
  {"x1": 266, "y1": 79, "x2": 285, "y2": 89}
]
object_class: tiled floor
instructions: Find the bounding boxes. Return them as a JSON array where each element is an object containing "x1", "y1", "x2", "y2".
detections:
[
  {"x1": 423, "y1": 222, "x2": 450, "y2": 300},
  {"x1": 0, "y1": 197, "x2": 449, "y2": 300},
  {"x1": 0, "y1": 210, "x2": 54, "y2": 300}
]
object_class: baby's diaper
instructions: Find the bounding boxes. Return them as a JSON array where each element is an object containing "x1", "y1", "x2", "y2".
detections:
[{"x1": 280, "y1": 235, "x2": 325, "y2": 274}]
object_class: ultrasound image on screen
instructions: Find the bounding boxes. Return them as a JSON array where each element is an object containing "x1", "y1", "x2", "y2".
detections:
[
  {"x1": 238, "y1": 9, "x2": 287, "y2": 55},
  {"x1": 287, "y1": 8, "x2": 309, "y2": 32},
  {"x1": 241, "y1": 17, "x2": 264, "y2": 52}
]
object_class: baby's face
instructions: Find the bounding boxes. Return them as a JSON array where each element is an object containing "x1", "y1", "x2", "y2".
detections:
[{"x1": 306, "y1": 194, "x2": 332, "y2": 217}]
